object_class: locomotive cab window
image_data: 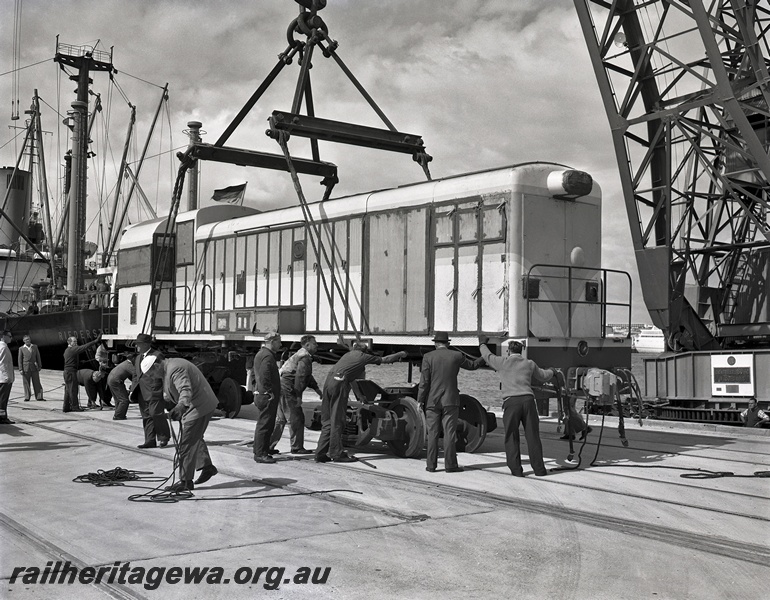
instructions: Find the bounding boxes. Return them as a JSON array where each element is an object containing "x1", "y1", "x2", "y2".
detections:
[{"x1": 117, "y1": 246, "x2": 152, "y2": 287}]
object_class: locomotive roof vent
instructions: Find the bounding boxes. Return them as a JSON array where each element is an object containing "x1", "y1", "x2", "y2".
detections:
[{"x1": 547, "y1": 169, "x2": 593, "y2": 200}]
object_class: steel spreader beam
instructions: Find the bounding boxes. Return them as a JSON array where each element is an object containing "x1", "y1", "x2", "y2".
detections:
[
  {"x1": 268, "y1": 111, "x2": 430, "y2": 157},
  {"x1": 190, "y1": 142, "x2": 338, "y2": 180}
]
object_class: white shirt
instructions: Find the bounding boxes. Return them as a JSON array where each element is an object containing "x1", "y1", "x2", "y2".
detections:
[
  {"x1": 0, "y1": 341, "x2": 14, "y2": 384},
  {"x1": 140, "y1": 351, "x2": 157, "y2": 374}
]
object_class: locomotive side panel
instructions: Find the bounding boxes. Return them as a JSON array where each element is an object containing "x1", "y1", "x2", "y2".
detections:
[
  {"x1": 404, "y1": 207, "x2": 429, "y2": 333},
  {"x1": 366, "y1": 211, "x2": 406, "y2": 332}
]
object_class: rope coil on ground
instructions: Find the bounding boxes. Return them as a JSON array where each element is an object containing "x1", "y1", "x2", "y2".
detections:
[{"x1": 73, "y1": 467, "x2": 155, "y2": 486}]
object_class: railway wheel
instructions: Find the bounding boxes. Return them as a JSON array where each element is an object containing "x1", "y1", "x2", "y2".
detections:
[
  {"x1": 355, "y1": 407, "x2": 376, "y2": 447},
  {"x1": 457, "y1": 394, "x2": 488, "y2": 453},
  {"x1": 217, "y1": 377, "x2": 242, "y2": 419},
  {"x1": 386, "y1": 396, "x2": 425, "y2": 458}
]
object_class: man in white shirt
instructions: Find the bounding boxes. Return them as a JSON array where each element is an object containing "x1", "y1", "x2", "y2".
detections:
[
  {"x1": 129, "y1": 333, "x2": 170, "y2": 448},
  {"x1": 0, "y1": 331, "x2": 15, "y2": 424}
]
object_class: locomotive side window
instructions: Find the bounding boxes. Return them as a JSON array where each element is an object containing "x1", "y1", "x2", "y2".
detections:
[
  {"x1": 290, "y1": 227, "x2": 305, "y2": 307},
  {"x1": 280, "y1": 229, "x2": 293, "y2": 305},
  {"x1": 434, "y1": 207, "x2": 454, "y2": 244},
  {"x1": 234, "y1": 235, "x2": 247, "y2": 308},
  {"x1": 214, "y1": 239, "x2": 226, "y2": 311},
  {"x1": 245, "y1": 234, "x2": 257, "y2": 307},
  {"x1": 256, "y1": 233, "x2": 268, "y2": 307},
  {"x1": 430, "y1": 194, "x2": 508, "y2": 333},
  {"x1": 223, "y1": 237, "x2": 235, "y2": 311},
  {"x1": 152, "y1": 234, "x2": 175, "y2": 282}
]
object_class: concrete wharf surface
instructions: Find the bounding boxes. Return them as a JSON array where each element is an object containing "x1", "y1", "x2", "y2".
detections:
[{"x1": 1, "y1": 370, "x2": 769, "y2": 600}]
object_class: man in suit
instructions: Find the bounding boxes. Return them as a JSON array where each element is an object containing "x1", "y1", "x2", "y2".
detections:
[
  {"x1": 129, "y1": 333, "x2": 170, "y2": 449},
  {"x1": 417, "y1": 332, "x2": 483, "y2": 473},
  {"x1": 161, "y1": 357, "x2": 219, "y2": 493},
  {"x1": 18, "y1": 335, "x2": 44, "y2": 401},
  {"x1": 316, "y1": 341, "x2": 407, "y2": 463},
  {"x1": 252, "y1": 331, "x2": 283, "y2": 464},
  {"x1": 0, "y1": 331, "x2": 15, "y2": 424}
]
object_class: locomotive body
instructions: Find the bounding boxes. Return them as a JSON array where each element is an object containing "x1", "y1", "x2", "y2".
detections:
[{"x1": 113, "y1": 161, "x2": 631, "y2": 371}]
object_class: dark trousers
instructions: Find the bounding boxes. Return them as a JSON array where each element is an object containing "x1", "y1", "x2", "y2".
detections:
[
  {"x1": 253, "y1": 394, "x2": 279, "y2": 458},
  {"x1": 177, "y1": 413, "x2": 213, "y2": 481},
  {"x1": 136, "y1": 391, "x2": 170, "y2": 444},
  {"x1": 83, "y1": 379, "x2": 99, "y2": 406},
  {"x1": 110, "y1": 379, "x2": 130, "y2": 419},
  {"x1": 63, "y1": 369, "x2": 80, "y2": 411},
  {"x1": 0, "y1": 381, "x2": 12, "y2": 417},
  {"x1": 316, "y1": 379, "x2": 349, "y2": 459},
  {"x1": 426, "y1": 404, "x2": 459, "y2": 470},
  {"x1": 21, "y1": 370, "x2": 43, "y2": 400},
  {"x1": 270, "y1": 391, "x2": 306, "y2": 452},
  {"x1": 502, "y1": 394, "x2": 546, "y2": 476}
]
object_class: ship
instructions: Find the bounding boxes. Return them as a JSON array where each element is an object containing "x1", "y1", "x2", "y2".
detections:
[
  {"x1": 0, "y1": 41, "x2": 170, "y2": 367},
  {"x1": 632, "y1": 326, "x2": 666, "y2": 353}
]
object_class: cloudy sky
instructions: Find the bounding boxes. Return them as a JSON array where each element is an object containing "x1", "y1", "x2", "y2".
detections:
[{"x1": 0, "y1": 0, "x2": 651, "y2": 323}]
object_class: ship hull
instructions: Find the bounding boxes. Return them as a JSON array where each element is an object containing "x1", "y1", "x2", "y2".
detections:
[{"x1": 2, "y1": 308, "x2": 116, "y2": 369}]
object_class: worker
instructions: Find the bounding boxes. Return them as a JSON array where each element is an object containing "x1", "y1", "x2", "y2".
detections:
[
  {"x1": 18, "y1": 335, "x2": 44, "y2": 402},
  {"x1": 108, "y1": 357, "x2": 135, "y2": 421},
  {"x1": 740, "y1": 398, "x2": 770, "y2": 428},
  {"x1": 129, "y1": 333, "x2": 170, "y2": 449},
  {"x1": 270, "y1": 334, "x2": 323, "y2": 455},
  {"x1": 252, "y1": 331, "x2": 283, "y2": 464},
  {"x1": 76, "y1": 368, "x2": 110, "y2": 409},
  {"x1": 0, "y1": 331, "x2": 15, "y2": 425},
  {"x1": 418, "y1": 331, "x2": 483, "y2": 473},
  {"x1": 316, "y1": 341, "x2": 407, "y2": 463},
  {"x1": 63, "y1": 334, "x2": 102, "y2": 413},
  {"x1": 479, "y1": 337, "x2": 554, "y2": 477},
  {"x1": 95, "y1": 340, "x2": 110, "y2": 371},
  {"x1": 161, "y1": 357, "x2": 219, "y2": 493}
]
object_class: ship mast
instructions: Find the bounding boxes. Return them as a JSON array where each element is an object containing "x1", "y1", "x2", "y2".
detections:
[
  {"x1": 184, "y1": 121, "x2": 203, "y2": 211},
  {"x1": 54, "y1": 39, "x2": 115, "y2": 294}
]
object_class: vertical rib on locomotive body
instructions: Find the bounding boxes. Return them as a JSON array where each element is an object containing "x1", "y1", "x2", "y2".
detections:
[{"x1": 114, "y1": 162, "x2": 631, "y2": 371}]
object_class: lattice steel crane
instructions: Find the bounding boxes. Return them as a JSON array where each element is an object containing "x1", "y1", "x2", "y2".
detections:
[{"x1": 575, "y1": 0, "x2": 770, "y2": 351}]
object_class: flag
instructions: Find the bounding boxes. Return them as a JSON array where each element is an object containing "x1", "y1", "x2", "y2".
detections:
[{"x1": 211, "y1": 182, "x2": 247, "y2": 205}]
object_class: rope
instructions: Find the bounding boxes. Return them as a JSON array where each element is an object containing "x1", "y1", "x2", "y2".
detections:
[
  {"x1": 73, "y1": 467, "x2": 158, "y2": 487},
  {"x1": 0, "y1": 57, "x2": 52, "y2": 79},
  {"x1": 127, "y1": 418, "x2": 187, "y2": 503}
]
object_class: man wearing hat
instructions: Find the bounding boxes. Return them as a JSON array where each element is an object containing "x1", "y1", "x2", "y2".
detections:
[
  {"x1": 129, "y1": 333, "x2": 170, "y2": 448},
  {"x1": 252, "y1": 331, "x2": 283, "y2": 464},
  {"x1": 62, "y1": 334, "x2": 103, "y2": 412},
  {"x1": 0, "y1": 331, "x2": 15, "y2": 424},
  {"x1": 479, "y1": 338, "x2": 554, "y2": 477},
  {"x1": 418, "y1": 332, "x2": 484, "y2": 473}
]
